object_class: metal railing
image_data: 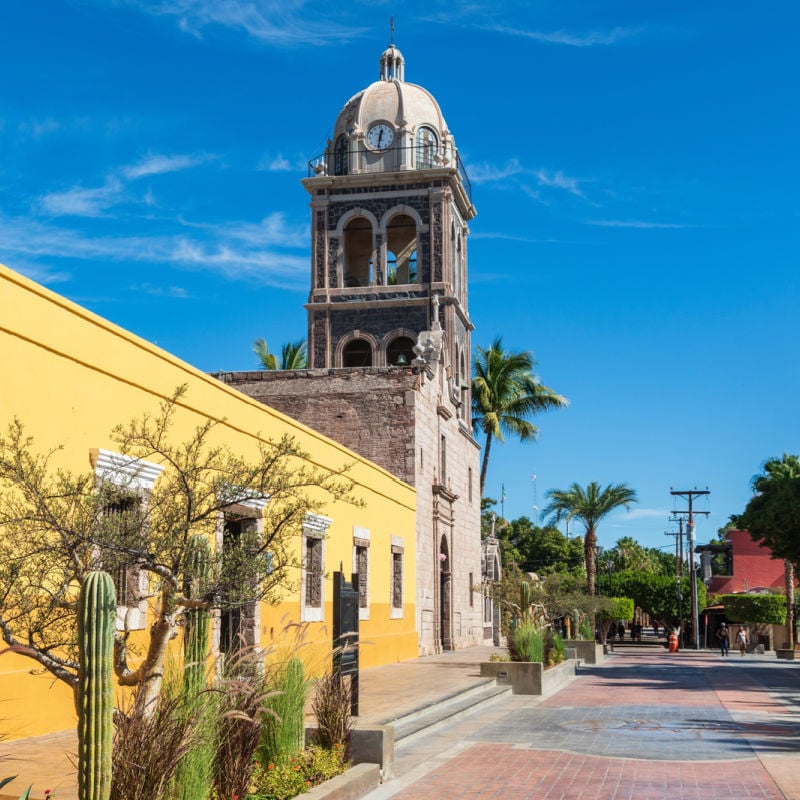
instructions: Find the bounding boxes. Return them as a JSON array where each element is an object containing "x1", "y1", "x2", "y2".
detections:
[{"x1": 307, "y1": 143, "x2": 472, "y2": 201}]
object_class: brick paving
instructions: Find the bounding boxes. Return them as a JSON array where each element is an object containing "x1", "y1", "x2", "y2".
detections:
[
  {"x1": 366, "y1": 647, "x2": 800, "y2": 800},
  {"x1": 5, "y1": 645, "x2": 800, "y2": 800}
]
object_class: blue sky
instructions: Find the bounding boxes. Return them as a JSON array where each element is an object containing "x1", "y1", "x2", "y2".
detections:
[{"x1": 2, "y1": 1, "x2": 798, "y2": 555}]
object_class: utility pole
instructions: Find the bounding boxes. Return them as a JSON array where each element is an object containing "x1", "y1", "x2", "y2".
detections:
[
  {"x1": 671, "y1": 488, "x2": 710, "y2": 650},
  {"x1": 667, "y1": 516, "x2": 685, "y2": 576}
]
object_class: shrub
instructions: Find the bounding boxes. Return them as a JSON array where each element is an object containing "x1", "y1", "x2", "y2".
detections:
[
  {"x1": 112, "y1": 694, "x2": 199, "y2": 800},
  {"x1": 311, "y1": 672, "x2": 353, "y2": 753},
  {"x1": 717, "y1": 593, "x2": 786, "y2": 625},
  {"x1": 250, "y1": 744, "x2": 348, "y2": 800},
  {"x1": 259, "y1": 657, "x2": 307, "y2": 767},
  {"x1": 547, "y1": 631, "x2": 565, "y2": 666},
  {"x1": 507, "y1": 620, "x2": 544, "y2": 663},
  {"x1": 170, "y1": 683, "x2": 218, "y2": 800},
  {"x1": 212, "y1": 648, "x2": 276, "y2": 800}
]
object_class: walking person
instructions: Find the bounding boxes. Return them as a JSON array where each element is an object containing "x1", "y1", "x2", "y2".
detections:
[
  {"x1": 716, "y1": 623, "x2": 730, "y2": 656},
  {"x1": 736, "y1": 625, "x2": 748, "y2": 656}
]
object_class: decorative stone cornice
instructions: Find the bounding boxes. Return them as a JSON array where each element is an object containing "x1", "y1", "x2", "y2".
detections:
[
  {"x1": 90, "y1": 448, "x2": 164, "y2": 490},
  {"x1": 304, "y1": 513, "x2": 334, "y2": 535}
]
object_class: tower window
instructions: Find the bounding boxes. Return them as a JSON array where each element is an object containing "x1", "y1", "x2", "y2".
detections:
[
  {"x1": 386, "y1": 214, "x2": 417, "y2": 284},
  {"x1": 343, "y1": 217, "x2": 374, "y2": 287},
  {"x1": 416, "y1": 126, "x2": 439, "y2": 169},
  {"x1": 386, "y1": 336, "x2": 415, "y2": 366},
  {"x1": 342, "y1": 338, "x2": 373, "y2": 367},
  {"x1": 334, "y1": 135, "x2": 349, "y2": 176}
]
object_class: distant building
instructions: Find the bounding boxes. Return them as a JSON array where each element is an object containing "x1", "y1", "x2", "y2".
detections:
[{"x1": 698, "y1": 528, "x2": 788, "y2": 594}]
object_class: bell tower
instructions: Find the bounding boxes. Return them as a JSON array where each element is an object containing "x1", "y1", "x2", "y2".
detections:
[
  {"x1": 302, "y1": 43, "x2": 476, "y2": 401},
  {"x1": 218, "y1": 43, "x2": 486, "y2": 655}
]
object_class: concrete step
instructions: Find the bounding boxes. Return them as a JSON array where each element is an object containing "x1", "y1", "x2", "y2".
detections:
[{"x1": 388, "y1": 680, "x2": 512, "y2": 748}]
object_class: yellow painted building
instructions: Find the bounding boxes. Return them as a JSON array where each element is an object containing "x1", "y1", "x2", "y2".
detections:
[{"x1": 0, "y1": 263, "x2": 418, "y2": 739}]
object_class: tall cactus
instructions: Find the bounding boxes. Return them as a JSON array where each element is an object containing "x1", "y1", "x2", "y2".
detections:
[
  {"x1": 183, "y1": 535, "x2": 211, "y2": 695},
  {"x1": 77, "y1": 570, "x2": 116, "y2": 800},
  {"x1": 174, "y1": 535, "x2": 214, "y2": 800},
  {"x1": 519, "y1": 581, "x2": 532, "y2": 620}
]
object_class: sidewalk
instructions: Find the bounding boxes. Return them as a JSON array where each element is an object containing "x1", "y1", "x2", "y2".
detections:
[
  {"x1": 1, "y1": 645, "x2": 506, "y2": 800},
  {"x1": 6, "y1": 645, "x2": 799, "y2": 800}
]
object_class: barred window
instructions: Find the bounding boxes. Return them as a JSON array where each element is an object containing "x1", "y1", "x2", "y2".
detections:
[{"x1": 392, "y1": 551, "x2": 403, "y2": 609}]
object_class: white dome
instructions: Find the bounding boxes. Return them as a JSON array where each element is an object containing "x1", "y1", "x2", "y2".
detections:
[{"x1": 332, "y1": 45, "x2": 452, "y2": 146}]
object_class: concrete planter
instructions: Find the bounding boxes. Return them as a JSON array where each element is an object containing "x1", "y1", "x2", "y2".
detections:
[
  {"x1": 563, "y1": 640, "x2": 605, "y2": 664},
  {"x1": 479, "y1": 658, "x2": 577, "y2": 695}
]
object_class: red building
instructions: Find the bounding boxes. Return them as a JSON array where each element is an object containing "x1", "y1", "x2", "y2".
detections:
[{"x1": 698, "y1": 529, "x2": 787, "y2": 594}]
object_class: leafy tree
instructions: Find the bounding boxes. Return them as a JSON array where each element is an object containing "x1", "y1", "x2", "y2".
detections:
[
  {"x1": 0, "y1": 387, "x2": 357, "y2": 713},
  {"x1": 542, "y1": 482, "x2": 638, "y2": 595},
  {"x1": 716, "y1": 593, "x2": 786, "y2": 626},
  {"x1": 597, "y1": 597, "x2": 635, "y2": 645},
  {"x1": 253, "y1": 338, "x2": 308, "y2": 370},
  {"x1": 497, "y1": 516, "x2": 584, "y2": 576},
  {"x1": 599, "y1": 537, "x2": 676, "y2": 578},
  {"x1": 736, "y1": 453, "x2": 800, "y2": 646},
  {"x1": 471, "y1": 337, "x2": 567, "y2": 497},
  {"x1": 611, "y1": 570, "x2": 706, "y2": 630}
]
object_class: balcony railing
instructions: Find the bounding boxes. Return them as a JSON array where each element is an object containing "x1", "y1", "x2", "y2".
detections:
[{"x1": 307, "y1": 143, "x2": 472, "y2": 201}]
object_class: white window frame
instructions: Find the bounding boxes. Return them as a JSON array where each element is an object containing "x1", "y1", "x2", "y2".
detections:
[
  {"x1": 352, "y1": 526, "x2": 370, "y2": 621},
  {"x1": 301, "y1": 513, "x2": 332, "y2": 622},
  {"x1": 90, "y1": 448, "x2": 164, "y2": 631},
  {"x1": 390, "y1": 535, "x2": 405, "y2": 619}
]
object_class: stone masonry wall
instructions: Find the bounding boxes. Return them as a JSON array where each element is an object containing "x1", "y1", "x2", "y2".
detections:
[
  {"x1": 215, "y1": 368, "x2": 418, "y2": 485},
  {"x1": 216, "y1": 365, "x2": 485, "y2": 654}
]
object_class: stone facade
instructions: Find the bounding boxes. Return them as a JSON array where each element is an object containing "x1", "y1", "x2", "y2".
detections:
[{"x1": 216, "y1": 361, "x2": 484, "y2": 654}]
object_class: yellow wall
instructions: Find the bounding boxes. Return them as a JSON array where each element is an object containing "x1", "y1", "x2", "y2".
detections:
[{"x1": 0, "y1": 264, "x2": 418, "y2": 739}]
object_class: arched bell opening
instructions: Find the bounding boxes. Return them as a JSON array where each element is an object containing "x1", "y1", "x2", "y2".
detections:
[
  {"x1": 386, "y1": 336, "x2": 415, "y2": 366},
  {"x1": 342, "y1": 338, "x2": 373, "y2": 367},
  {"x1": 343, "y1": 217, "x2": 375, "y2": 288},
  {"x1": 386, "y1": 213, "x2": 417, "y2": 285}
]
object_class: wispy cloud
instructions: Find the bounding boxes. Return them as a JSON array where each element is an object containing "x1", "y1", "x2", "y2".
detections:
[
  {"x1": 179, "y1": 212, "x2": 308, "y2": 249},
  {"x1": 18, "y1": 118, "x2": 62, "y2": 139},
  {"x1": 488, "y1": 25, "x2": 640, "y2": 47},
  {"x1": 135, "y1": 282, "x2": 191, "y2": 298},
  {"x1": 471, "y1": 159, "x2": 587, "y2": 202},
  {"x1": 37, "y1": 178, "x2": 124, "y2": 218},
  {"x1": 117, "y1": 0, "x2": 367, "y2": 46},
  {"x1": 35, "y1": 152, "x2": 213, "y2": 217},
  {"x1": 123, "y1": 152, "x2": 213, "y2": 179},
  {"x1": 0, "y1": 213, "x2": 308, "y2": 289},
  {"x1": 471, "y1": 231, "x2": 561, "y2": 243},
  {"x1": 625, "y1": 508, "x2": 671, "y2": 521},
  {"x1": 256, "y1": 153, "x2": 308, "y2": 172},
  {"x1": 470, "y1": 159, "x2": 526, "y2": 185},
  {"x1": 535, "y1": 169, "x2": 585, "y2": 199},
  {"x1": 586, "y1": 219, "x2": 694, "y2": 229}
]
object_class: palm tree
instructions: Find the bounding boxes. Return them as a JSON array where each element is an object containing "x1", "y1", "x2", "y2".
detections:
[
  {"x1": 253, "y1": 338, "x2": 308, "y2": 370},
  {"x1": 750, "y1": 454, "x2": 799, "y2": 647},
  {"x1": 472, "y1": 337, "x2": 567, "y2": 498},
  {"x1": 542, "y1": 482, "x2": 638, "y2": 595}
]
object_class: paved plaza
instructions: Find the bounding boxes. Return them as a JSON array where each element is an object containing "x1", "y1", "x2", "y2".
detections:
[
  {"x1": 4, "y1": 645, "x2": 800, "y2": 800},
  {"x1": 366, "y1": 647, "x2": 800, "y2": 800}
]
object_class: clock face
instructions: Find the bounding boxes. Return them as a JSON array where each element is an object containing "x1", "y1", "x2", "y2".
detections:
[{"x1": 367, "y1": 123, "x2": 394, "y2": 151}]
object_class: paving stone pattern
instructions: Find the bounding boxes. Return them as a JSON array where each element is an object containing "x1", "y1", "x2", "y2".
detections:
[{"x1": 379, "y1": 650, "x2": 800, "y2": 800}]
